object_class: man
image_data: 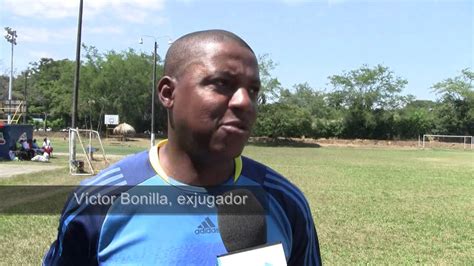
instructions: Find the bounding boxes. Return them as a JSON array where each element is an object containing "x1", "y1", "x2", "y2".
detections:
[{"x1": 44, "y1": 30, "x2": 321, "y2": 265}]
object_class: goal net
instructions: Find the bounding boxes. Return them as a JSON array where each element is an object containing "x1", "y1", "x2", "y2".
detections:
[
  {"x1": 422, "y1": 134, "x2": 473, "y2": 150},
  {"x1": 69, "y1": 128, "x2": 109, "y2": 175}
]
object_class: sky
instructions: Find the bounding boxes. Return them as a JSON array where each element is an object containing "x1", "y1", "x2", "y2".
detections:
[{"x1": 0, "y1": 0, "x2": 472, "y2": 101}]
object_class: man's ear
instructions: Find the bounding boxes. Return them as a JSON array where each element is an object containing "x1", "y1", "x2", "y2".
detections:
[{"x1": 157, "y1": 76, "x2": 176, "y2": 109}]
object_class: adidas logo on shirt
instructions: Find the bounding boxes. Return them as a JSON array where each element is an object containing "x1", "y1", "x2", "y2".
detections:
[{"x1": 194, "y1": 217, "x2": 219, "y2": 235}]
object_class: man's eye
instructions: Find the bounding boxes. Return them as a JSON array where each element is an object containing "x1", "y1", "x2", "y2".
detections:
[
  {"x1": 249, "y1": 87, "x2": 260, "y2": 97},
  {"x1": 214, "y1": 79, "x2": 229, "y2": 88}
]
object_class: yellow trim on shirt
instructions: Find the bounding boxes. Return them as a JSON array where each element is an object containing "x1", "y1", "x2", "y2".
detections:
[
  {"x1": 148, "y1": 139, "x2": 242, "y2": 183},
  {"x1": 148, "y1": 139, "x2": 169, "y2": 182},
  {"x1": 234, "y1": 156, "x2": 242, "y2": 182}
]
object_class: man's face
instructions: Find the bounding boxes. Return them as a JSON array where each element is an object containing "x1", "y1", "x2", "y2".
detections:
[{"x1": 171, "y1": 41, "x2": 260, "y2": 160}]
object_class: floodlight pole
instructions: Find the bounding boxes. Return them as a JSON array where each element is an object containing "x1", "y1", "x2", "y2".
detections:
[
  {"x1": 8, "y1": 37, "x2": 13, "y2": 124},
  {"x1": 23, "y1": 70, "x2": 29, "y2": 124},
  {"x1": 139, "y1": 35, "x2": 172, "y2": 148},
  {"x1": 151, "y1": 40, "x2": 157, "y2": 148},
  {"x1": 4, "y1": 27, "x2": 17, "y2": 124},
  {"x1": 71, "y1": 0, "x2": 84, "y2": 161},
  {"x1": 72, "y1": 0, "x2": 83, "y2": 130}
]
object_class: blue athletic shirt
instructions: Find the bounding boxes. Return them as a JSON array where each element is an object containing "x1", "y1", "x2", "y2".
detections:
[{"x1": 43, "y1": 139, "x2": 322, "y2": 265}]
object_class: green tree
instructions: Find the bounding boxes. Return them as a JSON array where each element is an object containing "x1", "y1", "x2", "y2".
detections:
[
  {"x1": 397, "y1": 100, "x2": 436, "y2": 139},
  {"x1": 432, "y1": 68, "x2": 474, "y2": 135},
  {"x1": 26, "y1": 58, "x2": 75, "y2": 129},
  {"x1": 253, "y1": 103, "x2": 312, "y2": 138},
  {"x1": 80, "y1": 46, "x2": 163, "y2": 132},
  {"x1": 19, "y1": 45, "x2": 164, "y2": 132},
  {"x1": 0, "y1": 75, "x2": 8, "y2": 100},
  {"x1": 328, "y1": 64, "x2": 409, "y2": 139},
  {"x1": 279, "y1": 82, "x2": 342, "y2": 137},
  {"x1": 257, "y1": 54, "x2": 282, "y2": 105},
  {"x1": 280, "y1": 83, "x2": 327, "y2": 117}
]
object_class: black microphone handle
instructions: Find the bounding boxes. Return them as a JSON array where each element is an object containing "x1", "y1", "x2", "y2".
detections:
[{"x1": 217, "y1": 188, "x2": 267, "y2": 252}]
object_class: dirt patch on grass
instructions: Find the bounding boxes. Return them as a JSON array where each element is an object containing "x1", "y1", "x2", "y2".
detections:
[
  {"x1": 0, "y1": 163, "x2": 64, "y2": 179},
  {"x1": 249, "y1": 137, "x2": 421, "y2": 148},
  {"x1": 249, "y1": 137, "x2": 474, "y2": 150}
]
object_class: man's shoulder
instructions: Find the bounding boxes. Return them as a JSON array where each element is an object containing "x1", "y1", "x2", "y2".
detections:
[
  {"x1": 240, "y1": 156, "x2": 309, "y2": 206},
  {"x1": 240, "y1": 156, "x2": 270, "y2": 184},
  {"x1": 239, "y1": 159, "x2": 320, "y2": 264},
  {"x1": 241, "y1": 156, "x2": 302, "y2": 190},
  {"x1": 80, "y1": 150, "x2": 155, "y2": 187},
  {"x1": 56, "y1": 150, "x2": 156, "y2": 236}
]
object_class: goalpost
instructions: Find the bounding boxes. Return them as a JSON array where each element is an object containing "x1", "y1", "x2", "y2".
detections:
[
  {"x1": 422, "y1": 134, "x2": 473, "y2": 150},
  {"x1": 69, "y1": 128, "x2": 109, "y2": 175}
]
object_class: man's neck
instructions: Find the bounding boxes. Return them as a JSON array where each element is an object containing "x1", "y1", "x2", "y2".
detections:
[{"x1": 158, "y1": 141, "x2": 235, "y2": 187}]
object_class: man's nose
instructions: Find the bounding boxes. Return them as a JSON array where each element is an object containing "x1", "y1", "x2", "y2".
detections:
[{"x1": 228, "y1": 88, "x2": 255, "y2": 111}]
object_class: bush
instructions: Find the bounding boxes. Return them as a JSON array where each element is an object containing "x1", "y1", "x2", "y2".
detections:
[
  {"x1": 311, "y1": 118, "x2": 344, "y2": 138},
  {"x1": 253, "y1": 103, "x2": 312, "y2": 138}
]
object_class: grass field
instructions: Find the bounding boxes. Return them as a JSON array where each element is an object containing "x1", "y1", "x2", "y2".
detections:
[{"x1": 0, "y1": 139, "x2": 473, "y2": 264}]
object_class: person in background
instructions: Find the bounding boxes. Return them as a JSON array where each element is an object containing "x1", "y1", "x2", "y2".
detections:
[
  {"x1": 9, "y1": 142, "x2": 19, "y2": 161},
  {"x1": 42, "y1": 137, "x2": 53, "y2": 156},
  {"x1": 26, "y1": 139, "x2": 36, "y2": 158},
  {"x1": 31, "y1": 152, "x2": 50, "y2": 162},
  {"x1": 32, "y1": 139, "x2": 40, "y2": 149},
  {"x1": 32, "y1": 139, "x2": 44, "y2": 155},
  {"x1": 18, "y1": 139, "x2": 33, "y2": 160},
  {"x1": 8, "y1": 150, "x2": 18, "y2": 161},
  {"x1": 20, "y1": 139, "x2": 29, "y2": 150}
]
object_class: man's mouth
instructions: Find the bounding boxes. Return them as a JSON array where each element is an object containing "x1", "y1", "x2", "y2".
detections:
[{"x1": 220, "y1": 121, "x2": 249, "y2": 134}]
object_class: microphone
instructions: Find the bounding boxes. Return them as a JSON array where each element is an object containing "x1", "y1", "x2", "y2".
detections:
[
  {"x1": 217, "y1": 188, "x2": 267, "y2": 252},
  {"x1": 216, "y1": 189, "x2": 287, "y2": 265}
]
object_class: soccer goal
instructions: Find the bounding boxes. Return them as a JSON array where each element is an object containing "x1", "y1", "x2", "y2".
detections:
[
  {"x1": 422, "y1": 134, "x2": 473, "y2": 150},
  {"x1": 69, "y1": 128, "x2": 109, "y2": 175}
]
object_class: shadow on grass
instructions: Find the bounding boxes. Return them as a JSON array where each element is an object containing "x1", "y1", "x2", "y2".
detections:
[{"x1": 248, "y1": 137, "x2": 321, "y2": 148}]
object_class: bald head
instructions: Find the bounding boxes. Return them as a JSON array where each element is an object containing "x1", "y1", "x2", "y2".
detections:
[{"x1": 164, "y1": 30, "x2": 255, "y2": 79}]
